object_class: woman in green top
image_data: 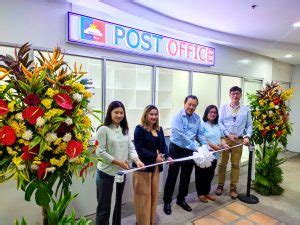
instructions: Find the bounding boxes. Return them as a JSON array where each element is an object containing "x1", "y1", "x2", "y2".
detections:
[{"x1": 95, "y1": 101, "x2": 144, "y2": 225}]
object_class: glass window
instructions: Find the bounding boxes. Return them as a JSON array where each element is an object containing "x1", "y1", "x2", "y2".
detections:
[
  {"x1": 220, "y1": 76, "x2": 242, "y2": 107},
  {"x1": 243, "y1": 80, "x2": 262, "y2": 106},
  {"x1": 156, "y1": 68, "x2": 189, "y2": 134},
  {"x1": 106, "y1": 61, "x2": 152, "y2": 131},
  {"x1": 0, "y1": 46, "x2": 18, "y2": 85},
  {"x1": 192, "y1": 72, "x2": 219, "y2": 116}
]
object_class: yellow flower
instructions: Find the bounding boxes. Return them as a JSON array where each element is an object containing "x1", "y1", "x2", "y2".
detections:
[
  {"x1": 82, "y1": 116, "x2": 91, "y2": 127},
  {"x1": 33, "y1": 160, "x2": 41, "y2": 165},
  {"x1": 12, "y1": 157, "x2": 23, "y2": 166},
  {"x1": 41, "y1": 99, "x2": 53, "y2": 109},
  {"x1": 44, "y1": 108, "x2": 64, "y2": 120},
  {"x1": 262, "y1": 114, "x2": 267, "y2": 119},
  {"x1": 76, "y1": 109, "x2": 83, "y2": 116},
  {"x1": 83, "y1": 90, "x2": 93, "y2": 98},
  {"x1": 8, "y1": 101, "x2": 16, "y2": 112},
  {"x1": 50, "y1": 155, "x2": 67, "y2": 167},
  {"x1": 54, "y1": 138, "x2": 62, "y2": 146},
  {"x1": 45, "y1": 88, "x2": 56, "y2": 97},
  {"x1": 269, "y1": 102, "x2": 275, "y2": 108},
  {"x1": 73, "y1": 157, "x2": 85, "y2": 164},
  {"x1": 281, "y1": 87, "x2": 295, "y2": 100},
  {"x1": 54, "y1": 143, "x2": 67, "y2": 154},
  {"x1": 6, "y1": 147, "x2": 17, "y2": 155},
  {"x1": 0, "y1": 150, "x2": 2, "y2": 156},
  {"x1": 0, "y1": 85, "x2": 7, "y2": 92},
  {"x1": 254, "y1": 110, "x2": 260, "y2": 116},
  {"x1": 73, "y1": 82, "x2": 85, "y2": 92},
  {"x1": 75, "y1": 132, "x2": 82, "y2": 141},
  {"x1": 259, "y1": 99, "x2": 265, "y2": 106}
]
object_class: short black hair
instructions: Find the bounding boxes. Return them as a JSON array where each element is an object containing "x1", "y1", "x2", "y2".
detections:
[
  {"x1": 229, "y1": 86, "x2": 242, "y2": 93},
  {"x1": 203, "y1": 105, "x2": 219, "y2": 124},
  {"x1": 104, "y1": 101, "x2": 129, "y2": 135},
  {"x1": 184, "y1": 95, "x2": 198, "y2": 105}
]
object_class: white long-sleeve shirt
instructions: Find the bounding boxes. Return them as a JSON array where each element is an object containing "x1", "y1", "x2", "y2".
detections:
[{"x1": 95, "y1": 124, "x2": 138, "y2": 176}]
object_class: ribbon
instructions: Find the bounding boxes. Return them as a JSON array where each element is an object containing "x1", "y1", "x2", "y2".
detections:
[{"x1": 117, "y1": 143, "x2": 244, "y2": 176}]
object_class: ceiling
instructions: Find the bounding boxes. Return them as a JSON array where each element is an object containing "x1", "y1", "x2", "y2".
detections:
[{"x1": 100, "y1": 0, "x2": 300, "y2": 65}]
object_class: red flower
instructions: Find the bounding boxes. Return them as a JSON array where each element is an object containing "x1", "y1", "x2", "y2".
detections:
[
  {"x1": 37, "y1": 162, "x2": 51, "y2": 180},
  {"x1": 21, "y1": 145, "x2": 39, "y2": 160},
  {"x1": 24, "y1": 94, "x2": 41, "y2": 106},
  {"x1": 273, "y1": 97, "x2": 281, "y2": 105},
  {"x1": 0, "y1": 126, "x2": 16, "y2": 145},
  {"x1": 56, "y1": 122, "x2": 74, "y2": 137},
  {"x1": 54, "y1": 93, "x2": 73, "y2": 110},
  {"x1": 0, "y1": 99, "x2": 9, "y2": 115},
  {"x1": 22, "y1": 106, "x2": 44, "y2": 125},
  {"x1": 276, "y1": 130, "x2": 283, "y2": 138},
  {"x1": 60, "y1": 85, "x2": 73, "y2": 93},
  {"x1": 270, "y1": 124, "x2": 276, "y2": 130},
  {"x1": 262, "y1": 129, "x2": 268, "y2": 136},
  {"x1": 66, "y1": 140, "x2": 83, "y2": 158}
]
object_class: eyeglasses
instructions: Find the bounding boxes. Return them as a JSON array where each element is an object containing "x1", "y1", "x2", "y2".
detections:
[{"x1": 230, "y1": 92, "x2": 241, "y2": 96}]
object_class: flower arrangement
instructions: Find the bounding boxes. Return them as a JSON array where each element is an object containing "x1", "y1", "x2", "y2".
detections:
[
  {"x1": 247, "y1": 81, "x2": 294, "y2": 195},
  {"x1": 0, "y1": 43, "x2": 100, "y2": 224}
]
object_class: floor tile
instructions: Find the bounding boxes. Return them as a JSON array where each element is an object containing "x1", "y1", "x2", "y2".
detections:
[
  {"x1": 225, "y1": 202, "x2": 253, "y2": 215},
  {"x1": 210, "y1": 208, "x2": 239, "y2": 223},
  {"x1": 234, "y1": 219, "x2": 255, "y2": 225},
  {"x1": 247, "y1": 211, "x2": 278, "y2": 225},
  {"x1": 194, "y1": 215, "x2": 225, "y2": 225}
]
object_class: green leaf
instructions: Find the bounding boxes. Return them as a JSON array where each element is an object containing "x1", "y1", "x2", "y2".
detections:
[
  {"x1": 39, "y1": 139, "x2": 47, "y2": 155},
  {"x1": 25, "y1": 180, "x2": 38, "y2": 201},
  {"x1": 29, "y1": 136, "x2": 41, "y2": 149},
  {"x1": 47, "y1": 211, "x2": 59, "y2": 225},
  {"x1": 35, "y1": 186, "x2": 50, "y2": 207},
  {"x1": 18, "y1": 80, "x2": 31, "y2": 93}
]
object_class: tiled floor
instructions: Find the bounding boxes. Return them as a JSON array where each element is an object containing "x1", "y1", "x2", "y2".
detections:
[{"x1": 193, "y1": 202, "x2": 280, "y2": 225}]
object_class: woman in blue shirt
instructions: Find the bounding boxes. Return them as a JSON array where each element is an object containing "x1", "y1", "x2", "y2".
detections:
[{"x1": 195, "y1": 105, "x2": 228, "y2": 203}]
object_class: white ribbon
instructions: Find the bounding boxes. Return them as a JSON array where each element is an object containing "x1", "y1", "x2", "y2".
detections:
[{"x1": 117, "y1": 143, "x2": 244, "y2": 176}]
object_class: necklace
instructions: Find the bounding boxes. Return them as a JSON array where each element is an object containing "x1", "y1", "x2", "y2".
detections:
[{"x1": 230, "y1": 103, "x2": 240, "y2": 122}]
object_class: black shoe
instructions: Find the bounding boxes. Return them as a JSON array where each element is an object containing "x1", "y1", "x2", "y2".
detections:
[
  {"x1": 176, "y1": 200, "x2": 192, "y2": 212},
  {"x1": 163, "y1": 203, "x2": 172, "y2": 215}
]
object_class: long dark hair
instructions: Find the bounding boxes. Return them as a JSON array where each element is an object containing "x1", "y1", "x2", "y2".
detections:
[
  {"x1": 203, "y1": 105, "x2": 219, "y2": 125},
  {"x1": 104, "y1": 101, "x2": 129, "y2": 135}
]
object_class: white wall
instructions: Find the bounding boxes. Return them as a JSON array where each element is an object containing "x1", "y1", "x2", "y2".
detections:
[
  {"x1": 287, "y1": 66, "x2": 300, "y2": 152},
  {"x1": 0, "y1": 0, "x2": 295, "y2": 223},
  {"x1": 272, "y1": 60, "x2": 293, "y2": 82}
]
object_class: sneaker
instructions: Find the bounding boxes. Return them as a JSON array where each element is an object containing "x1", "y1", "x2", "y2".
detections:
[
  {"x1": 215, "y1": 185, "x2": 224, "y2": 196},
  {"x1": 230, "y1": 187, "x2": 238, "y2": 199}
]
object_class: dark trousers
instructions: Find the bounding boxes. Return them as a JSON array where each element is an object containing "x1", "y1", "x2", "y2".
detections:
[
  {"x1": 195, "y1": 159, "x2": 217, "y2": 196},
  {"x1": 163, "y1": 143, "x2": 194, "y2": 204},
  {"x1": 96, "y1": 170, "x2": 125, "y2": 225}
]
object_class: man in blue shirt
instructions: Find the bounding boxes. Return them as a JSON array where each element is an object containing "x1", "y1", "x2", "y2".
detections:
[
  {"x1": 163, "y1": 95, "x2": 206, "y2": 215},
  {"x1": 215, "y1": 86, "x2": 252, "y2": 199}
]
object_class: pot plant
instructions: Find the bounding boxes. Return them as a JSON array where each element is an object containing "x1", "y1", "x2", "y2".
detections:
[
  {"x1": 0, "y1": 43, "x2": 100, "y2": 224},
  {"x1": 247, "y1": 81, "x2": 294, "y2": 195}
]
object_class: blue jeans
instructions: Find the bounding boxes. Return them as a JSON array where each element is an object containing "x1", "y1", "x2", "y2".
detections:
[{"x1": 96, "y1": 170, "x2": 125, "y2": 225}]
